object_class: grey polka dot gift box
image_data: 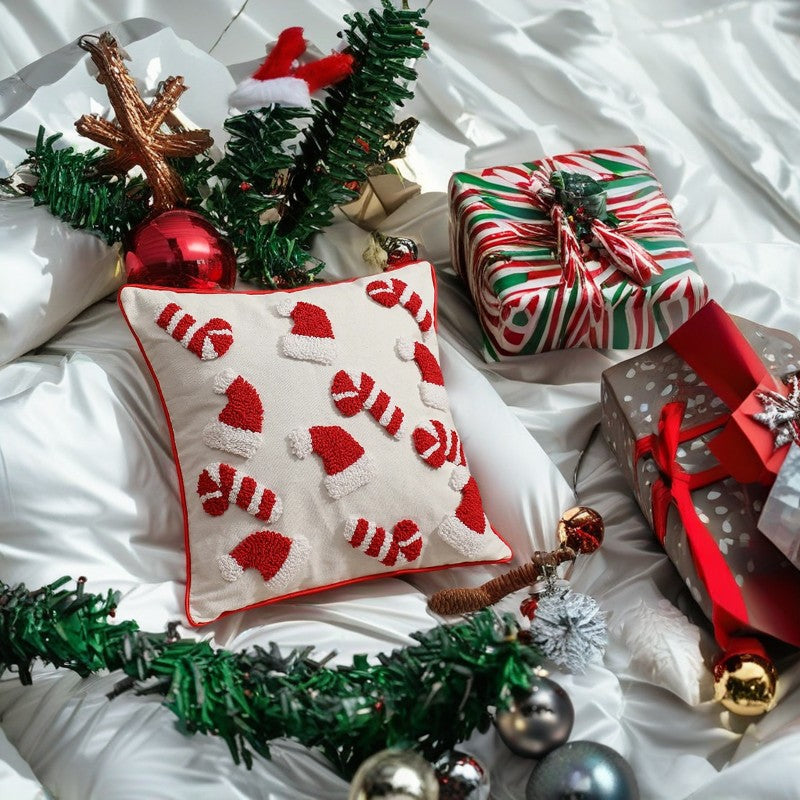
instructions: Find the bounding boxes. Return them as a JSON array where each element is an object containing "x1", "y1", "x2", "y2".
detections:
[{"x1": 601, "y1": 300, "x2": 800, "y2": 676}]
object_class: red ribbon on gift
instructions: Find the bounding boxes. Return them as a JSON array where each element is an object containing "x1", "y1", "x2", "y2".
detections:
[
  {"x1": 635, "y1": 402, "x2": 766, "y2": 659},
  {"x1": 518, "y1": 164, "x2": 677, "y2": 330},
  {"x1": 667, "y1": 300, "x2": 792, "y2": 484}
]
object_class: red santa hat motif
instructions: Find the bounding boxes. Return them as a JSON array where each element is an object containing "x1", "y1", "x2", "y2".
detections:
[
  {"x1": 287, "y1": 424, "x2": 375, "y2": 499},
  {"x1": 437, "y1": 465, "x2": 492, "y2": 558},
  {"x1": 202, "y1": 369, "x2": 264, "y2": 458},
  {"x1": 396, "y1": 337, "x2": 448, "y2": 411},
  {"x1": 229, "y1": 26, "x2": 354, "y2": 111},
  {"x1": 277, "y1": 298, "x2": 337, "y2": 365}
]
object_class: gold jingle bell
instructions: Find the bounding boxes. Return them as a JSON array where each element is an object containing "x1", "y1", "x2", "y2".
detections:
[
  {"x1": 713, "y1": 652, "x2": 778, "y2": 716},
  {"x1": 557, "y1": 507, "x2": 604, "y2": 554}
]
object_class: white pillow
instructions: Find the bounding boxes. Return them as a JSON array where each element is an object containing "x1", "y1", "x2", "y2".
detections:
[{"x1": 0, "y1": 19, "x2": 235, "y2": 366}]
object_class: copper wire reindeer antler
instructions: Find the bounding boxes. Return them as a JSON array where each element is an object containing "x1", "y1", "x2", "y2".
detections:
[
  {"x1": 75, "y1": 33, "x2": 212, "y2": 211},
  {"x1": 428, "y1": 548, "x2": 576, "y2": 616},
  {"x1": 428, "y1": 507, "x2": 605, "y2": 616}
]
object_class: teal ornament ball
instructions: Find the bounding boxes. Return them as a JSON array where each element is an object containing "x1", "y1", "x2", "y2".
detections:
[{"x1": 525, "y1": 741, "x2": 639, "y2": 800}]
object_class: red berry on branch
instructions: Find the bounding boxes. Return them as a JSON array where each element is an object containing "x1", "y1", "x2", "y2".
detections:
[{"x1": 239, "y1": 181, "x2": 252, "y2": 191}]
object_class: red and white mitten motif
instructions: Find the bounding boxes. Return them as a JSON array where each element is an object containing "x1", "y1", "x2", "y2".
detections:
[
  {"x1": 412, "y1": 420, "x2": 466, "y2": 469},
  {"x1": 197, "y1": 463, "x2": 282, "y2": 522},
  {"x1": 330, "y1": 370, "x2": 405, "y2": 438},
  {"x1": 155, "y1": 302, "x2": 234, "y2": 360},
  {"x1": 287, "y1": 425, "x2": 375, "y2": 499},
  {"x1": 366, "y1": 277, "x2": 433, "y2": 335},
  {"x1": 396, "y1": 338, "x2": 448, "y2": 411},
  {"x1": 437, "y1": 465, "x2": 491, "y2": 558},
  {"x1": 276, "y1": 298, "x2": 336, "y2": 364},
  {"x1": 343, "y1": 517, "x2": 423, "y2": 566},
  {"x1": 218, "y1": 530, "x2": 310, "y2": 592},
  {"x1": 202, "y1": 369, "x2": 264, "y2": 458}
]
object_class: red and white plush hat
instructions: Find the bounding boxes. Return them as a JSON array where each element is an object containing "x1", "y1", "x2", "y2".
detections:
[
  {"x1": 277, "y1": 298, "x2": 336, "y2": 364},
  {"x1": 287, "y1": 424, "x2": 375, "y2": 499},
  {"x1": 229, "y1": 26, "x2": 354, "y2": 110}
]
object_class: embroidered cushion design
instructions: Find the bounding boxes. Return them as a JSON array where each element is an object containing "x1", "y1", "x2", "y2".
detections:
[{"x1": 119, "y1": 262, "x2": 511, "y2": 625}]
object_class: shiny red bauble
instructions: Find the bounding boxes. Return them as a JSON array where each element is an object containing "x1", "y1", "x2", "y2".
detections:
[{"x1": 123, "y1": 209, "x2": 236, "y2": 290}]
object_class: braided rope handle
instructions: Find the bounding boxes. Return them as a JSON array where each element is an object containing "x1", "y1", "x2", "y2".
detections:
[{"x1": 428, "y1": 548, "x2": 575, "y2": 616}]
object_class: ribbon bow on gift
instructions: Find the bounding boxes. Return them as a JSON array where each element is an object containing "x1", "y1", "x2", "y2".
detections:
[
  {"x1": 521, "y1": 164, "x2": 682, "y2": 325},
  {"x1": 668, "y1": 300, "x2": 797, "y2": 484}
]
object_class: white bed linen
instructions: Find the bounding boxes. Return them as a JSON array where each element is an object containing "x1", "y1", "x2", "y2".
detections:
[{"x1": 1, "y1": 2, "x2": 800, "y2": 798}]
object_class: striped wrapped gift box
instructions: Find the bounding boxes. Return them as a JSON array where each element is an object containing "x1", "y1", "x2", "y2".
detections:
[{"x1": 449, "y1": 145, "x2": 707, "y2": 360}]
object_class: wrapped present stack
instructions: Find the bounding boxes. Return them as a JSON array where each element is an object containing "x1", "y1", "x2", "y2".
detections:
[
  {"x1": 601, "y1": 300, "x2": 800, "y2": 715},
  {"x1": 449, "y1": 145, "x2": 707, "y2": 360}
]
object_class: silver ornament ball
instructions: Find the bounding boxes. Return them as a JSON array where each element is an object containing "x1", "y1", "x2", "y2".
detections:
[
  {"x1": 494, "y1": 676, "x2": 574, "y2": 758},
  {"x1": 525, "y1": 741, "x2": 640, "y2": 800},
  {"x1": 348, "y1": 749, "x2": 439, "y2": 800},
  {"x1": 433, "y1": 750, "x2": 490, "y2": 800}
]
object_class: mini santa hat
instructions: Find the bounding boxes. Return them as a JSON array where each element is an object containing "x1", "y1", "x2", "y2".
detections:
[
  {"x1": 277, "y1": 298, "x2": 337, "y2": 364},
  {"x1": 437, "y1": 465, "x2": 491, "y2": 558},
  {"x1": 229, "y1": 26, "x2": 354, "y2": 111},
  {"x1": 396, "y1": 338, "x2": 448, "y2": 411},
  {"x1": 287, "y1": 424, "x2": 375, "y2": 499},
  {"x1": 202, "y1": 369, "x2": 264, "y2": 459}
]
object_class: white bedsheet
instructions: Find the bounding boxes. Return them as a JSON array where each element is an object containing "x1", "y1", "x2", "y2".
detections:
[{"x1": 1, "y1": 2, "x2": 800, "y2": 798}]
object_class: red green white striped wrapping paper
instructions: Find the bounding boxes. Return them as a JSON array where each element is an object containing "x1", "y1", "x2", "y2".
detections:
[{"x1": 449, "y1": 145, "x2": 708, "y2": 360}]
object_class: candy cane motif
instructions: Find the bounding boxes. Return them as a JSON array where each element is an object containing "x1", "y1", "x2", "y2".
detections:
[
  {"x1": 366, "y1": 277, "x2": 433, "y2": 335},
  {"x1": 343, "y1": 517, "x2": 423, "y2": 567},
  {"x1": 396, "y1": 338, "x2": 448, "y2": 411},
  {"x1": 197, "y1": 463, "x2": 282, "y2": 522},
  {"x1": 155, "y1": 302, "x2": 234, "y2": 360},
  {"x1": 437, "y1": 465, "x2": 491, "y2": 558},
  {"x1": 412, "y1": 420, "x2": 466, "y2": 469},
  {"x1": 330, "y1": 370, "x2": 405, "y2": 438}
]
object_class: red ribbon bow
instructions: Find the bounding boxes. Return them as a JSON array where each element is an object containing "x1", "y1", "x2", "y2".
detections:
[
  {"x1": 520, "y1": 164, "x2": 675, "y2": 325},
  {"x1": 667, "y1": 300, "x2": 792, "y2": 484}
]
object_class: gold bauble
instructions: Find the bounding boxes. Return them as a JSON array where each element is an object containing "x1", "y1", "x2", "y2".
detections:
[
  {"x1": 557, "y1": 507, "x2": 604, "y2": 554},
  {"x1": 713, "y1": 653, "x2": 778, "y2": 716}
]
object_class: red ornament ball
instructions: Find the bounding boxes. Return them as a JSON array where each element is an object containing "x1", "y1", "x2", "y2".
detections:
[
  {"x1": 557, "y1": 506, "x2": 604, "y2": 554},
  {"x1": 123, "y1": 209, "x2": 236, "y2": 291}
]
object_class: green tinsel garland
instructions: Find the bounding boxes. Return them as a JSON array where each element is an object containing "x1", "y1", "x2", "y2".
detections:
[{"x1": 0, "y1": 576, "x2": 541, "y2": 777}]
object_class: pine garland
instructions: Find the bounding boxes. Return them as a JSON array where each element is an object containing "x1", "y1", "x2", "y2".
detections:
[
  {"x1": 23, "y1": 129, "x2": 151, "y2": 244},
  {"x1": 203, "y1": 106, "x2": 321, "y2": 287},
  {"x1": 0, "y1": 577, "x2": 541, "y2": 778},
  {"x1": 276, "y1": 1, "x2": 428, "y2": 245}
]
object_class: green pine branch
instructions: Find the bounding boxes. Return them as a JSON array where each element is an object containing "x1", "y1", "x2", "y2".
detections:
[
  {"x1": 0, "y1": 576, "x2": 541, "y2": 778},
  {"x1": 201, "y1": 106, "x2": 322, "y2": 287},
  {"x1": 276, "y1": 0, "x2": 428, "y2": 244},
  {"x1": 23, "y1": 129, "x2": 151, "y2": 244}
]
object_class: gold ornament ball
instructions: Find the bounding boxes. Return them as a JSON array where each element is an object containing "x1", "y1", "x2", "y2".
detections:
[
  {"x1": 348, "y1": 749, "x2": 439, "y2": 800},
  {"x1": 557, "y1": 506, "x2": 604, "y2": 554},
  {"x1": 713, "y1": 652, "x2": 778, "y2": 716}
]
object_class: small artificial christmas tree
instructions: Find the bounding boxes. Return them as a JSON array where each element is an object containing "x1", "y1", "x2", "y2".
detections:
[{"x1": 19, "y1": 0, "x2": 428, "y2": 289}]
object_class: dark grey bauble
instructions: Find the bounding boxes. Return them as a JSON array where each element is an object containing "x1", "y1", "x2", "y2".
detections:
[
  {"x1": 494, "y1": 676, "x2": 574, "y2": 758},
  {"x1": 525, "y1": 740, "x2": 640, "y2": 800}
]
